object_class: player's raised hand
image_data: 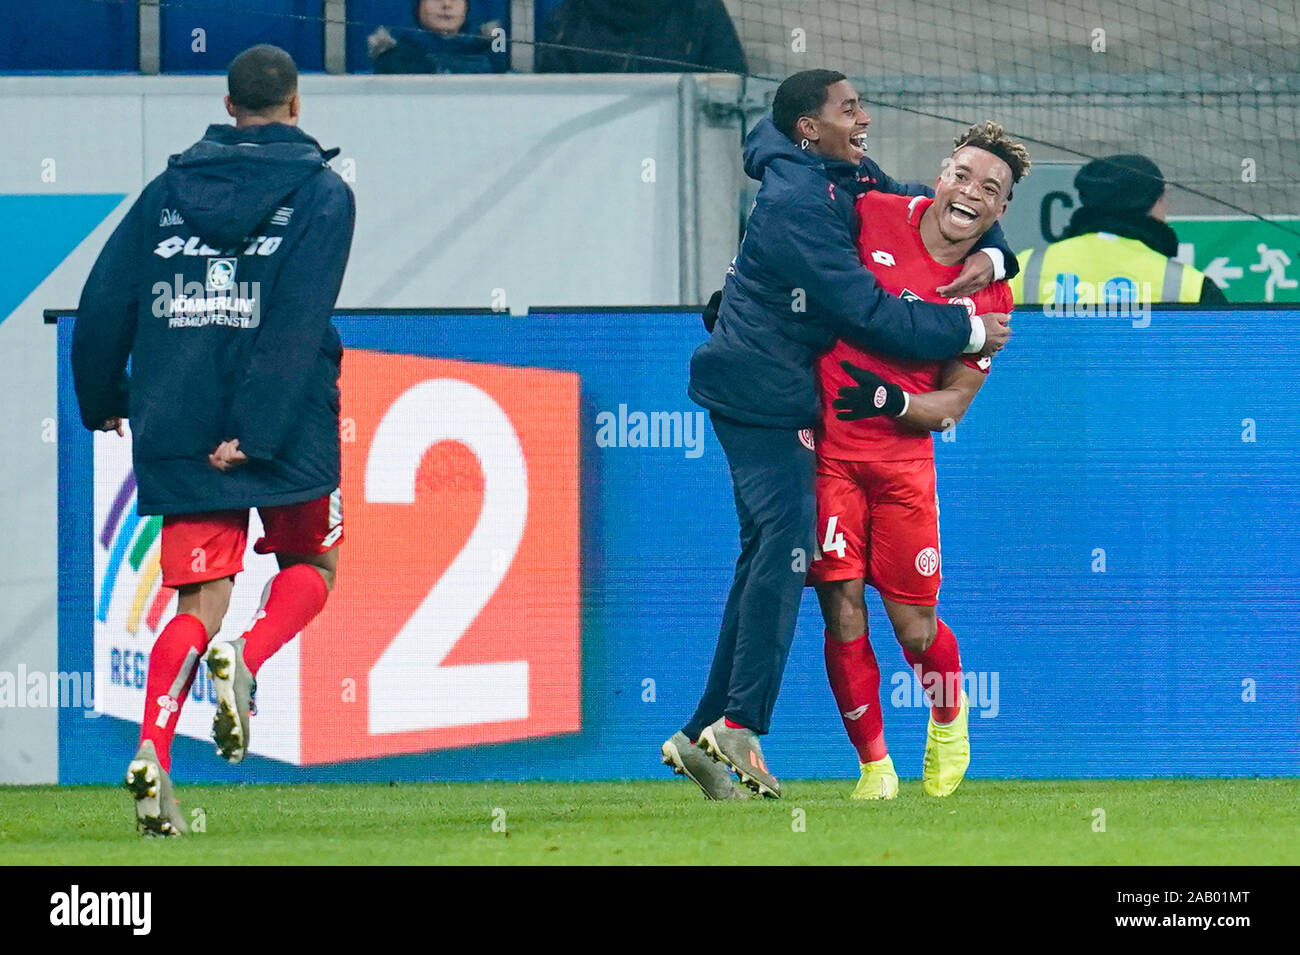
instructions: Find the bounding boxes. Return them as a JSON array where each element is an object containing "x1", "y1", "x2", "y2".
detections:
[
  {"x1": 208, "y1": 438, "x2": 248, "y2": 472},
  {"x1": 977, "y1": 313, "x2": 1011, "y2": 358},
  {"x1": 99, "y1": 418, "x2": 125, "y2": 436},
  {"x1": 937, "y1": 251, "x2": 996, "y2": 297}
]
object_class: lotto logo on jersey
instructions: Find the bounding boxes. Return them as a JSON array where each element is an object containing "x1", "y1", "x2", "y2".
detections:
[
  {"x1": 299, "y1": 351, "x2": 583, "y2": 762},
  {"x1": 871, "y1": 250, "x2": 897, "y2": 267}
]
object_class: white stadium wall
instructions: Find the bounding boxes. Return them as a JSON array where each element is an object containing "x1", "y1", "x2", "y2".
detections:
[{"x1": 0, "y1": 73, "x2": 744, "y2": 783}]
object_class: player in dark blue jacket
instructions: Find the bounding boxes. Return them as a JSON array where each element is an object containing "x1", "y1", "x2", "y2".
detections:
[
  {"x1": 72, "y1": 45, "x2": 355, "y2": 836},
  {"x1": 663, "y1": 70, "x2": 1014, "y2": 799}
]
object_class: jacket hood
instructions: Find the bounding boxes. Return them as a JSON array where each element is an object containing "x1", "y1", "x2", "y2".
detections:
[
  {"x1": 743, "y1": 115, "x2": 860, "y2": 184},
  {"x1": 163, "y1": 123, "x2": 337, "y2": 247}
]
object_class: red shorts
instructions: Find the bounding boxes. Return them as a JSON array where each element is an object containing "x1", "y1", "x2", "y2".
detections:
[
  {"x1": 159, "y1": 489, "x2": 343, "y2": 588},
  {"x1": 807, "y1": 457, "x2": 942, "y2": 605}
]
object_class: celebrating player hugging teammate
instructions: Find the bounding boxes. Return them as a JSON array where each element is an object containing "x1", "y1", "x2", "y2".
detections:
[
  {"x1": 665, "y1": 70, "x2": 1014, "y2": 801},
  {"x1": 813, "y1": 122, "x2": 1030, "y2": 799},
  {"x1": 71, "y1": 45, "x2": 355, "y2": 836}
]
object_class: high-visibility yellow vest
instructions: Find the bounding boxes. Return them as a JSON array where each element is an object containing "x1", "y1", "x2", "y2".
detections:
[{"x1": 1009, "y1": 232, "x2": 1205, "y2": 305}]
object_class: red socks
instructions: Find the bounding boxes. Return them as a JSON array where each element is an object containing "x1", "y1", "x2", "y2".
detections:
[
  {"x1": 903, "y1": 618, "x2": 963, "y2": 724},
  {"x1": 824, "y1": 618, "x2": 964, "y2": 766},
  {"x1": 241, "y1": 563, "x2": 330, "y2": 675},
  {"x1": 140, "y1": 613, "x2": 210, "y2": 771},
  {"x1": 137, "y1": 566, "x2": 328, "y2": 771},
  {"x1": 824, "y1": 631, "x2": 888, "y2": 763}
]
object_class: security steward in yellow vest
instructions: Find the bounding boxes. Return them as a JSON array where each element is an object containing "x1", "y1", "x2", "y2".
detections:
[{"x1": 1010, "y1": 154, "x2": 1227, "y2": 306}]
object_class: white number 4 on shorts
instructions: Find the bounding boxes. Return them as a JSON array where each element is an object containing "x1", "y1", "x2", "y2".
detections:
[{"x1": 822, "y1": 515, "x2": 847, "y2": 559}]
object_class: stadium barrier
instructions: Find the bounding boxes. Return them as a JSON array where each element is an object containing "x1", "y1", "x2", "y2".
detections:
[{"x1": 50, "y1": 306, "x2": 1300, "y2": 783}]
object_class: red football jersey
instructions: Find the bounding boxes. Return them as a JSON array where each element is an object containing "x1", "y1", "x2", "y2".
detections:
[{"x1": 816, "y1": 193, "x2": 1013, "y2": 462}]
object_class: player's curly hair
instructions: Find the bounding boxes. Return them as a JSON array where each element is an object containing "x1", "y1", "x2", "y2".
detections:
[{"x1": 952, "y1": 122, "x2": 1031, "y2": 198}]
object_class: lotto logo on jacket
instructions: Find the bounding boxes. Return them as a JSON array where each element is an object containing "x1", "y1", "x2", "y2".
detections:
[{"x1": 151, "y1": 271, "x2": 261, "y2": 329}]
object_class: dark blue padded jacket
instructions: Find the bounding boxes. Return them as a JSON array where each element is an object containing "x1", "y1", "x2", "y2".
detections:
[{"x1": 72, "y1": 123, "x2": 355, "y2": 516}]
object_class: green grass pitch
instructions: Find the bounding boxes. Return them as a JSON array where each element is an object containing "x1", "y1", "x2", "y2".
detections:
[{"x1": 2, "y1": 778, "x2": 1297, "y2": 865}]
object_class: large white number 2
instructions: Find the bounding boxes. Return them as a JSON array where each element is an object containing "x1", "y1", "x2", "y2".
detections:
[{"x1": 365, "y1": 379, "x2": 529, "y2": 735}]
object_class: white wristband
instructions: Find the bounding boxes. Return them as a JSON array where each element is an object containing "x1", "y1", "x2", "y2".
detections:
[
  {"x1": 963, "y1": 314, "x2": 985, "y2": 354},
  {"x1": 897, "y1": 391, "x2": 911, "y2": 418},
  {"x1": 980, "y1": 247, "x2": 1006, "y2": 281}
]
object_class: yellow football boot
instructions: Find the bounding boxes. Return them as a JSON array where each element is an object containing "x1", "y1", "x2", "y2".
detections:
[
  {"x1": 922, "y1": 691, "x2": 970, "y2": 797},
  {"x1": 851, "y1": 754, "x2": 900, "y2": 800}
]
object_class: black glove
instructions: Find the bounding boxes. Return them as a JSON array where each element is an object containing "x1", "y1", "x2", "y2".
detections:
[
  {"x1": 833, "y1": 361, "x2": 908, "y2": 421},
  {"x1": 702, "y1": 289, "x2": 722, "y2": 333}
]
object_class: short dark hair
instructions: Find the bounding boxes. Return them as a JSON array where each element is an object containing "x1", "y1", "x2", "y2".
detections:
[
  {"x1": 772, "y1": 69, "x2": 848, "y2": 143},
  {"x1": 227, "y1": 44, "x2": 298, "y2": 113},
  {"x1": 952, "y1": 121, "x2": 1031, "y2": 199}
]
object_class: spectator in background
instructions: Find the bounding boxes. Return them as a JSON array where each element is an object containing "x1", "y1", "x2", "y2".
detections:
[
  {"x1": 536, "y1": 0, "x2": 746, "y2": 74},
  {"x1": 368, "y1": 0, "x2": 508, "y2": 74},
  {"x1": 1011, "y1": 154, "x2": 1227, "y2": 306}
]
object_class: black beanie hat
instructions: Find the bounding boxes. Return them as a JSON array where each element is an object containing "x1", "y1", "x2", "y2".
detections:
[{"x1": 1075, "y1": 154, "x2": 1165, "y2": 213}]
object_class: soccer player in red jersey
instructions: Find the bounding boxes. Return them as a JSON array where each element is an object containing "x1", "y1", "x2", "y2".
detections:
[
  {"x1": 809, "y1": 123, "x2": 1031, "y2": 799},
  {"x1": 72, "y1": 46, "x2": 355, "y2": 835}
]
